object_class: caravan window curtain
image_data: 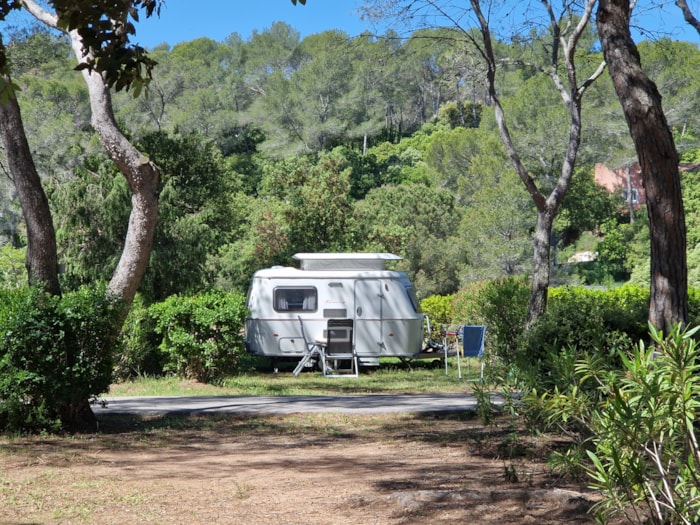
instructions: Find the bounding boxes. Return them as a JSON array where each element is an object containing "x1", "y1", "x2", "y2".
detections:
[{"x1": 273, "y1": 287, "x2": 317, "y2": 312}]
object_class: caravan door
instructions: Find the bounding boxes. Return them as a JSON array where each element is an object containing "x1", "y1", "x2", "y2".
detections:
[{"x1": 353, "y1": 279, "x2": 385, "y2": 357}]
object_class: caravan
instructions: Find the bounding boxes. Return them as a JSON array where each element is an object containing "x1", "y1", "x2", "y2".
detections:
[{"x1": 244, "y1": 253, "x2": 426, "y2": 368}]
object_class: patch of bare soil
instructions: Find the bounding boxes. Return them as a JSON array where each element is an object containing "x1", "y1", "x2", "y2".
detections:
[{"x1": 0, "y1": 413, "x2": 601, "y2": 525}]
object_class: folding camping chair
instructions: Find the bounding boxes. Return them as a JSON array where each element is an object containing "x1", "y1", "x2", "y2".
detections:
[
  {"x1": 322, "y1": 318, "x2": 358, "y2": 378},
  {"x1": 461, "y1": 325, "x2": 486, "y2": 381},
  {"x1": 292, "y1": 316, "x2": 325, "y2": 376}
]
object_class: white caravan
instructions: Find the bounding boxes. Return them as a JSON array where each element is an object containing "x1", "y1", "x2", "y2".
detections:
[{"x1": 244, "y1": 253, "x2": 425, "y2": 366}]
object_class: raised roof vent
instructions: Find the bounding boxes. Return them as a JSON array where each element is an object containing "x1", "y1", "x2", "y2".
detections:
[{"x1": 292, "y1": 253, "x2": 402, "y2": 271}]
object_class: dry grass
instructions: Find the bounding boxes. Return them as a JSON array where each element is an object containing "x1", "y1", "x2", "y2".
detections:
[{"x1": 0, "y1": 412, "x2": 602, "y2": 525}]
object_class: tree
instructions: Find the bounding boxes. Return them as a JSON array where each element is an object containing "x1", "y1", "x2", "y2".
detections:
[
  {"x1": 556, "y1": 167, "x2": 622, "y2": 246},
  {"x1": 21, "y1": 0, "x2": 162, "y2": 307},
  {"x1": 0, "y1": 8, "x2": 61, "y2": 295},
  {"x1": 0, "y1": 74, "x2": 61, "y2": 295},
  {"x1": 351, "y1": 182, "x2": 462, "y2": 296},
  {"x1": 259, "y1": 151, "x2": 355, "y2": 252},
  {"x1": 459, "y1": 170, "x2": 533, "y2": 282},
  {"x1": 256, "y1": 30, "x2": 355, "y2": 154},
  {"x1": 597, "y1": 0, "x2": 688, "y2": 330},
  {"x1": 636, "y1": 39, "x2": 700, "y2": 158},
  {"x1": 363, "y1": 0, "x2": 605, "y2": 326},
  {"x1": 469, "y1": 0, "x2": 606, "y2": 327},
  {"x1": 136, "y1": 132, "x2": 235, "y2": 301},
  {"x1": 0, "y1": 0, "x2": 163, "y2": 425},
  {"x1": 50, "y1": 132, "x2": 235, "y2": 302}
]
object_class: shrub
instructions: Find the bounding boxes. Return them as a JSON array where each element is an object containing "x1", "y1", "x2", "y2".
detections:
[
  {"x1": 0, "y1": 244, "x2": 25, "y2": 289},
  {"x1": 585, "y1": 324, "x2": 700, "y2": 525},
  {"x1": 114, "y1": 294, "x2": 165, "y2": 381},
  {"x1": 520, "y1": 285, "x2": 647, "y2": 392},
  {"x1": 451, "y1": 280, "x2": 488, "y2": 325},
  {"x1": 149, "y1": 290, "x2": 248, "y2": 383},
  {"x1": 420, "y1": 294, "x2": 454, "y2": 337},
  {"x1": 527, "y1": 323, "x2": 700, "y2": 524},
  {"x1": 0, "y1": 285, "x2": 123, "y2": 432},
  {"x1": 471, "y1": 277, "x2": 529, "y2": 367},
  {"x1": 688, "y1": 286, "x2": 700, "y2": 326}
]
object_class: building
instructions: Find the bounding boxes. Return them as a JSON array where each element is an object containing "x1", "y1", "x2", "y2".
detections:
[
  {"x1": 594, "y1": 163, "x2": 644, "y2": 208},
  {"x1": 594, "y1": 162, "x2": 700, "y2": 210}
]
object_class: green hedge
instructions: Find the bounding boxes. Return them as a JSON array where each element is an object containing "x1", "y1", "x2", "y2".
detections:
[
  {"x1": 451, "y1": 277, "x2": 529, "y2": 366},
  {"x1": 0, "y1": 285, "x2": 123, "y2": 432},
  {"x1": 445, "y1": 280, "x2": 700, "y2": 388},
  {"x1": 148, "y1": 290, "x2": 248, "y2": 383},
  {"x1": 114, "y1": 294, "x2": 165, "y2": 381}
]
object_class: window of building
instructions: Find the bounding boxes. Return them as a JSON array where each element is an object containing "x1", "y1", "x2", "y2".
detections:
[{"x1": 621, "y1": 188, "x2": 639, "y2": 204}]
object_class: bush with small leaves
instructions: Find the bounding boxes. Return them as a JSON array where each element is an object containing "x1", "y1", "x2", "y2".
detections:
[
  {"x1": 113, "y1": 294, "x2": 165, "y2": 381},
  {"x1": 149, "y1": 290, "x2": 248, "y2": 383},
  {"x1": 0, "y1": 285, "x2": 123, "y2": 432},
  {"x1": 420, "y1": 294, "x2": 454, "y2": 337}
]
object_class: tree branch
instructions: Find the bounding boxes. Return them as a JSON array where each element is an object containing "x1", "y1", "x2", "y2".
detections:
[
  {"x1": 18, "y1": 0, "x2": 58, "y2": 27},
  {"x1": 676, "y1": 0, "x2": 700, "y2": 35}
]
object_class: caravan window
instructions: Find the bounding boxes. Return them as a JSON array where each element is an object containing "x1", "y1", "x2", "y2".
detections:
[
  {"x1": 274, "y1": 287, "x2": 317, "y2": 312},
  {"x1": 404, "y1": 285, "x2": 421, "y2": 313}
]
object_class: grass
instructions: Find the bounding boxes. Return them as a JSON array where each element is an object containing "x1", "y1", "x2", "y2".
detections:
[{"x1": 108, "y1": 356, "x2": 484, "y2": 397}]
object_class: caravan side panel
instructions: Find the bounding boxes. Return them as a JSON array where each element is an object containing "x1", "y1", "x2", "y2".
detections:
[{"x1": 245, "y1": 274, "x2": 323, "y2": 357}]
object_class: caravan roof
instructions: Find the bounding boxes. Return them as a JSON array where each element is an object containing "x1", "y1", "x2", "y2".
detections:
[{"x1": 292, "y1": 253, "x2": 401, "y2": 271}]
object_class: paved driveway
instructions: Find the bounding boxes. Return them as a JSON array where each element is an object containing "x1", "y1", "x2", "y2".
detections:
[{"x1": 92, "y1": 393, "x2": 485, "y2": 416}]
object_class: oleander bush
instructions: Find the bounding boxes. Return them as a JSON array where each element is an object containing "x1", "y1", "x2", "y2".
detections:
[
  {"x1": 585, "y1": 323, "x2": 700, "y2": 525},
  {"x1": 534, "y1": 323, "x2": 700, "y2": 525}
]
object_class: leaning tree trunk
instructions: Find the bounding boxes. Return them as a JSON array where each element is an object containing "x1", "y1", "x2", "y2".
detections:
[
  {"x1": 0, "y1": 76, "x2": 61, "y2": 296},
  {"x1": 68, "y1": 33, "x2": 160, "y2": 308},
  {"x1": 598, "y1": 0, "x2": 688, "y2": 331},
  {"x1": 20, "y1": 0, "x2": 160, "y2": 309},
  {"x1": 58, "y1": 35, "x2": 159, "y2": 426}
]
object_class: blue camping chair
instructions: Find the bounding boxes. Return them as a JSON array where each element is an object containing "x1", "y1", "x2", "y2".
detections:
[{"x1": 461, "y1": 325, "x2": 486, "y2": 381}]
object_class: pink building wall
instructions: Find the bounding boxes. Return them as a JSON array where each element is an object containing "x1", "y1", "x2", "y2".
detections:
[{"x1": 594, "y1": 163, "x2": 645, "y2": 207}]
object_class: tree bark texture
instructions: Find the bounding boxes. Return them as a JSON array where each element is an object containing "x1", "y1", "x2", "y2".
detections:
[
  {"x1": 68, "y1": 33, "x2": 160, "y2": 307},
  {"x1": 0, "y1": 78, "x2": 61, "y2": 296},
  {"x1": 597, "y1": 0, "x2": 688, "y2": 331},
  {"x1": 527, "y1": 210, "x2": 555, "y2": 328}
]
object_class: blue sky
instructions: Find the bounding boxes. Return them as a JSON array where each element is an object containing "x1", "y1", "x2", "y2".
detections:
[
  {"x1": 133, "y1": 0, "x2": 377, "y2": 48},
  {"x1": 132, "y1": 0, "x2": 700, "y2": 48}
]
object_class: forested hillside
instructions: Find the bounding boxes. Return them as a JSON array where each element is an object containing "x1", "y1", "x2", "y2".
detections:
[{"x1": 1, "y1": 23, "x2": 699, "y2": 301}]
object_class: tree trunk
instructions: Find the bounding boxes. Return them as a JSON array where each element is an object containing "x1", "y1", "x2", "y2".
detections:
[
  {"x1": 527, "y1": 210, "x2": 555, "y2": 328},
  {"x1": 68, "y1": 32, "x2": 160, "y2": 308},
  {"x1": 597, "y1": 0, "x2": 688, "y2": 331},
  {"x1": 469, "y1": 0, "x2": 597, "y2": 329},
  {"x1": 0, "y1": 77, "x2": 61, "y2": 296}
]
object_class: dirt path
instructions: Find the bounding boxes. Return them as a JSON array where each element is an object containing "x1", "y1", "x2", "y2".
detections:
[{"x1": 0, "y1": 413, "x2": 601, "y2": 525}]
